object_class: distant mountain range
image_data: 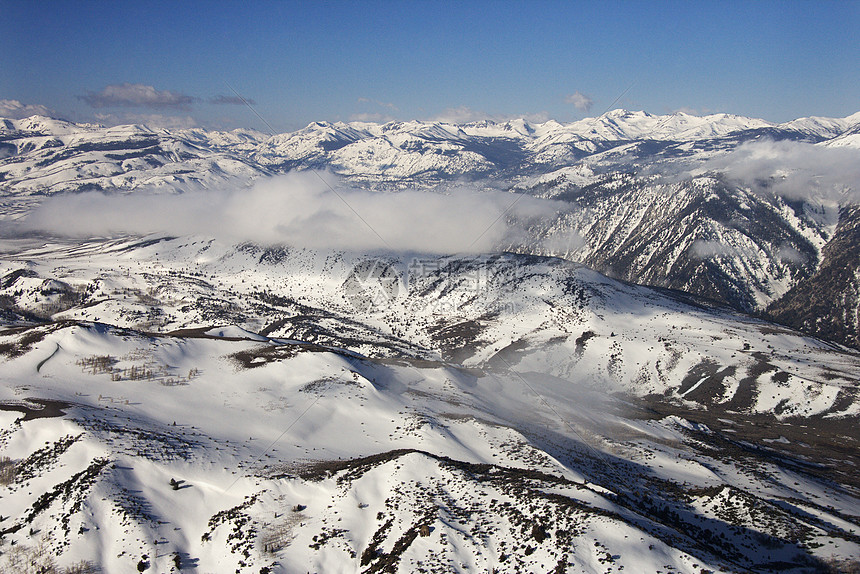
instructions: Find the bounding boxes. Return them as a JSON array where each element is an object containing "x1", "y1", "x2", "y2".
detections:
[
  {"x1": 3, "y1": 110, "x2": 858, "y2": 193},
  {"x1": 2, "y1": 109, "x2": 859, "y2": 349}
]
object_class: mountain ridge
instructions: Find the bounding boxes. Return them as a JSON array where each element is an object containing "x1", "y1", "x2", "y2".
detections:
[
  {"x1": 0, "y1": 238, "x2": 858, "y2": 572},
  {"x1": 2, "y1": 109, "x2": 859, "y2": 351}
]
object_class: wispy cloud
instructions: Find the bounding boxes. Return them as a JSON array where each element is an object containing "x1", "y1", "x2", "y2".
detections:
[
  {"x1": 0, "y1": 99, "x2": 56, "y2": 119},
  {"x1": 776, "y1": 244, "x2": 807, "y2": 264},
  {"x1": 80, "y1": 83, "x2": 197, "y2": 109},
  {"x1": 357, "y1": 97, "x2": 397, "y2": 111},
  {"x1": 431, "y1": 106, "x2": 489, "y2": 123},
  {"x1": 352, "y1": 97, "x2": 398, "y2": 122},
  {"x1": 21, "y1": 173, "x2": 569, "y2": 254},
  {"x1": 690, "y1": 239, "x2": 734, "y2": 259},
  {"x1": 210, "y1": 94, "x2": 255, "y2": 105},
  {"x1": 565, "y1": 91, "x2": 593, "y2": 112}
]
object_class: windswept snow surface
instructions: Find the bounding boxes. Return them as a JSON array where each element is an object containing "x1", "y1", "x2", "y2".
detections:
[{"x1": 0, "y1": 236, "x2": 858, "y2": 573}]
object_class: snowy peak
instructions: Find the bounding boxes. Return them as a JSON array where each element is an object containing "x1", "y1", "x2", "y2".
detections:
[
  {"x1": 5, "y1": 108, "x2": 859, "y2": 145},
  {"x1": 256, "y1": 120, "x2": 372, "y2": 165},
  {"x1": 1, "y1": 110, "x2": 859, "y2": 351},
  {"x1": 565, "y1": 109, "x2": 773, "y2": 141},
  {"x1": 779, "y1": 112, "x2": 860, "y2": 138},
  {"x1": 3, "y1": 109, "x2": 859, "y2": 187},
  {"x1": 0, "y1": 115, "x2": 99, "y2": 137}
]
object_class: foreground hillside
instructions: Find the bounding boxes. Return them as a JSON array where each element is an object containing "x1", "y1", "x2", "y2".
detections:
[{"x1": 0, "y1": 237, "x2": 859, "y2": 573}]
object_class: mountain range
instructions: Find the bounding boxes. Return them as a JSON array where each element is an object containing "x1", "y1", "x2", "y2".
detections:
[
  {"x1": 2, "y1": 109, "x2": 859, "y2": 349},
  {"x1": 3, "y1": 110, "x2": 859, "y2": 194},
  {"x1": 1, "y1": 110, "x2": 859, "y2": 573}
]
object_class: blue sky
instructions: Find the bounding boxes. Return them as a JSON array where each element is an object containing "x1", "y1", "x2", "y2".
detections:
[{"x1": 2, "y1": 0, "x2": 858, "y2": 131}]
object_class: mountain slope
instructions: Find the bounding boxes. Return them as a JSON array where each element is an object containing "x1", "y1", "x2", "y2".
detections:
[
  {"x1": 767, "y1": 205, "x2": 860, "y2": 349},
  {"x1": 1, "y1": 238, "x2": 858, "y2": 420},
  {"x1": 0, "y1": 237, "x2": 859, "y2": 573},
  {"x1": 2, "y1": 109, "x2": 859, "y2": 350}
]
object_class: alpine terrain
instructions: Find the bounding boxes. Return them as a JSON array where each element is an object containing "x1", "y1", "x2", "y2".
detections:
[{"x1": 0, "y1": 110, "x2": 858, "y2": 573}]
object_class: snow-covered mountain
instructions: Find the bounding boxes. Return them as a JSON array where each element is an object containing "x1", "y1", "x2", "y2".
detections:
[
  {"x1": 519, "y1": 172, "x2": 833, "y2": 309},
  {"x1": 3, "y1": 109, "x2": 858, "y2": 196},
  {"x1": 767, "y1": 204, "x2": 860, "y2": 349},
  {"x1": 0, "y1": 237, "x2": 858, "y2": 572},
  {"x1": 0, "y1": 117, "x2": 270, "y2": 198},
  {"x1": 0, "y1": 101, "x2": 860, "y2": 574},
  {"x1": 1, "y1": 109, "x2": 859, "y2": 571},
  {"x1": 2, "y1": 109, "x2": 860, "y2": 353}
]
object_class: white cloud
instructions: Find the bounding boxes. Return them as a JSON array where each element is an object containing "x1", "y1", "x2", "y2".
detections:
[
  {"x1": 0, "y1": 99, "x2": 55, "y2": 119},
  {"x1": 690, "y1": 239, "x2": 734, "y2": 259},
  {"x1": 776, "y1": 244, "x2": 806, "y2": 264},
  {"x1": 80, "y1": 83, "x2": 196, "y2": 109},
  {"x1": 353, "y1": 98, "x2": 399, "y2": 121},
  {"x1": 701, "y1": 139, "x2": 860, "y2": 202},
  {"x1": 21, "y1": 173, "x2": 569, "y2": 254},
  {"x1": 431, "y1": 106, "x2": 490, "y2": 124},
  {"x1": 565, "y1": 91, "x2": 593, "y2": 112},
  {"x1": 673, "y1": 106, "x2": 717, "y2": 116},
  {"x1": 357, "y1": 97, "x2": 397, "y2": 110}
]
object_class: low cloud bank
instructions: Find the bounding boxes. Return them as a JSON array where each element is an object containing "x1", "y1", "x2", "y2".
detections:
[
  {"x1": 21, "y1": 173, "x2": 572, "y2": 254},
  {"x1": 699, "y1": 139, "x2": 860, "y2": 203}
]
